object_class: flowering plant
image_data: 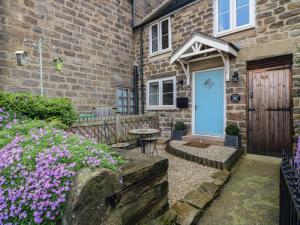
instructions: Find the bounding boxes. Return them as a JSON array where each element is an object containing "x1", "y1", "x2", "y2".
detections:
[
  {"x1": 295, "y1": 137, "x2": 300, "y2": 168},
  {"x1": 0, "y1": 108, "x2": 125, "y2": 224},
  {"x1": 0, "y1": 107, "x2": 17, "y2": 130}
]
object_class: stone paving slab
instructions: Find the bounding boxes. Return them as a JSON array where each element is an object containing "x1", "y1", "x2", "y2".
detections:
[{"x1": 197, "y1": 154, "x2": 280, "y2": 225}]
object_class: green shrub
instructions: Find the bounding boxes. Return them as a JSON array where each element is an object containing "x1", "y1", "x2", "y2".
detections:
[
  {"x1": 225, "y1": 124, "x2": 240, "y2": 136},
  {"x1": 175, "y1": 121, "x2": 185, "y2": 131},
  {"x1": 0, "y1": 92, "x2": 78, "y2": 127}
]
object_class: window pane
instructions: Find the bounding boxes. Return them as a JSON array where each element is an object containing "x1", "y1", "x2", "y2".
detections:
[
  {"x1": 151, "y1": 25, "x2": 158, "y2": 53},
  {"x1": 152, "y1": 39, "x2": 158, "y2": 53},
  {"x1": 162, "y1": 35, "x2": 169, "y2": 50},
  {"x1": 162, "y1": 80, "x2": 173, "y2": 105},
  {"x1": 218, "y1": 13, "x2": 230, "y2": 32},
  {"x1": 151, "y1": 24, "x2": 158, "y2": 38},
  {"x1": 236, "y1": 0, "x2": 249, "y2": 8},
  {"x1": 149, "y1": 94, "x2": 159, "y2": 105},
  {"x1": 236, "y1": 5, "x2": 249, "y2": 27},
  {"x1": 163, "y1": 93, "x2": 173, "y2": 105},
  {"x1": 161, "y1": 20, "x2": 169, "y2": 50},
  {"x1": 149, "y1": 82, "x2": 159, "y2": 94},
  {"x1": 123, "y1": 89, "x2": 128, "y2": 97},
  {"x1": 123, "y1": 98, "x2": 128, "y2": 106},
  {"x1": 218, "y1": 0, "x2": 229, "y2": 13},
  {"x1": 118, "y1": 89, "x2": 123, "y2": 97},
  {"x1": 161, "y1": 20, "x2": 169, "y2": 36},
  {"x1": 118, "y1": 98, "x2": 123, "y2": 107},
  {"x1": 149, "y1": 82, "x2": 159, "y2": 106}
]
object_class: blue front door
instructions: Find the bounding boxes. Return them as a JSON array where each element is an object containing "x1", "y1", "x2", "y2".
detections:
[{"x1": 195, "y1": 69, "x2": 224, "y2": 136}]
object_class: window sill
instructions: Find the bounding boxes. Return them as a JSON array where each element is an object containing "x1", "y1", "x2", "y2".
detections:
[
  {"x1": 214, "y1": 25, "x2": 255, "y2": 37},
  {"x1": 149, "y1": 49, "x2": 172, "y2": 58},
  {"x1": 147, "y1": 106, "x2": 177, "y2": 111}
]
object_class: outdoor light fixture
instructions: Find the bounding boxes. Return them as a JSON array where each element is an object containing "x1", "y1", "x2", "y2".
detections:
[
  {"x1": 232, "y1": 71, "x2": 239, "y2": 83},
  {"x1": 177, "y1": 79, "x2": 184, "y2": 87}
]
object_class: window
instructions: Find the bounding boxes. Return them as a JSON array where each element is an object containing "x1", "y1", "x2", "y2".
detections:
[
  {"x1": 149, "y1": 17, "x2": 171, "y2": 55},
  {"x1": 147, "y1": 77, "x2": 176, "y2": 109},
  {"x1": 117, "y1": 87, "x2": 135, "y2": 114},
  {"x1": 215, "y1": 0, "x2": 254, "y2": 35}
]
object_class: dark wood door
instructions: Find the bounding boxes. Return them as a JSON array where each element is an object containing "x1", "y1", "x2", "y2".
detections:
[{"x1": 248, "y1": 67, "x2": 292, "y2": 156}]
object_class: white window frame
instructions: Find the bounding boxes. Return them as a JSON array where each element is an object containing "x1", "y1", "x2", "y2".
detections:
[
  {"x1": 214, "y1": 0, "x2": 255, "y2": 37},
  {"x1": 147, "y1": 77, "x2": 176, "y2": 110},
  {"x1": 149, "y1": 17, "x2": 172, "y2": 56}
]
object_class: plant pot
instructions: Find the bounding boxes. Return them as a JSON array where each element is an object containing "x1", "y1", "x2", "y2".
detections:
[
  {"x1": 172, "y1": 130, "x2": 185, "y2": 140},
  {"x1": 224, "y1": 135, "x2": 240, "y2": 149}
]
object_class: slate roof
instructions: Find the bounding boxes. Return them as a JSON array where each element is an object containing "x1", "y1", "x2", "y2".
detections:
[{"x1": 134, "y1": 0, "x2": 199, "y2": 29}]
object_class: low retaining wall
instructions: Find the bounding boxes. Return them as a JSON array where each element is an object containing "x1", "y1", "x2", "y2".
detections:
[
  {"x1": 167, "y1": 141, "x2": 243, "y2": 170},
  {"x1": 64, "y1": 150, "x2": 169, "y2": 225}
]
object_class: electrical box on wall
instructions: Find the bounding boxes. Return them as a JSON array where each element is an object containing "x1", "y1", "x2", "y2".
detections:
[{"x1": 177, "y1": 97, "x2": 189, "y2": 108}]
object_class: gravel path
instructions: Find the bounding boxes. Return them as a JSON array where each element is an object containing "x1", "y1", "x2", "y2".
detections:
[{"x1": 132, "y1": 145, "x2": 219, "y2": 206}]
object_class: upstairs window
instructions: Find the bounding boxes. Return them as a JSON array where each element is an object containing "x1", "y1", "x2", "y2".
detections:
[
  {"x1": 149, "y1": 17, "x2": 171, "y2": 55},
  {"x1": 215, "y1": 0, "x2": 254, "y2": 35},
  {"x1": 147, "y1": 77, "x2": 176, "y2": 109}
]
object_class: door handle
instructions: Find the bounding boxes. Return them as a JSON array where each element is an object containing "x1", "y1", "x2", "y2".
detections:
[{"x1": 195, "y1": 105, "x2": 198, "y2": 111}]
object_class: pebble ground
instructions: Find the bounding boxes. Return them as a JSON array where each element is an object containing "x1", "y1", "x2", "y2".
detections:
[{"x1": 133, "y1": 145, "x2": 219, "y2": 206}]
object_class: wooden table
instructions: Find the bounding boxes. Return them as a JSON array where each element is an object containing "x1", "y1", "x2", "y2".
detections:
[{"x1": 128, "y1": 128, "x2": 160, "y2": 154}]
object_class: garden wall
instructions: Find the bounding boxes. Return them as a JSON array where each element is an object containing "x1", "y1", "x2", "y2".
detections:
[{"x1": 64, "y1": 150, "x2": 169, "y2": 225}]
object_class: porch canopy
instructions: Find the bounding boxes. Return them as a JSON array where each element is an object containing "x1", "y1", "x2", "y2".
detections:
[{"x1": 170, "y1": 33, "x2": 239, "y2": 85}]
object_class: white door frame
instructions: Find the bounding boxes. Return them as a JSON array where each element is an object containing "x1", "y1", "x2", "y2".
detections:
[{"x1": 191, "y1": 67, "x2": 227, "y2": 137}]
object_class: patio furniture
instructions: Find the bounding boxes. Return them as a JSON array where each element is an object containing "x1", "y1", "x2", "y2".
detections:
[{"x1": 128, "y1": 128, "x2": 160, "y2": 154}]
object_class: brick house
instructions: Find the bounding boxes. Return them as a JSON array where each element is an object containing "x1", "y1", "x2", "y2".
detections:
[{"x1": 134, "y1": 0, "x2": 300, "y2": 156}]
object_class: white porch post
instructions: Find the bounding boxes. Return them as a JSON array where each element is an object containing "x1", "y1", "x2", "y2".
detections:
[
  {"x1": 219, "y1": 51, "x2": 230, "y2": 82},
  {"x1": 178, "y1": 60, "x2": 190, "y2": 85}
]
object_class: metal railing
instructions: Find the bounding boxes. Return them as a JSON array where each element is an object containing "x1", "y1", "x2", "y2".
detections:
[{"x1": 280, "y1": 148, "x2": 300, "y2": 225}]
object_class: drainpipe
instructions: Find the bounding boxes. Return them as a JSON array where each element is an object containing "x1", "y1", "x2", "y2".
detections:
[
  {"x1": 140, "y1": 27, "x2": 145, "y2": 114},
  {"x1": 133, "y1": 65, "x2": 139, "y2": 114},
  {"x1": 131, "y1": 0, "x2": 136, "y2": 28}
]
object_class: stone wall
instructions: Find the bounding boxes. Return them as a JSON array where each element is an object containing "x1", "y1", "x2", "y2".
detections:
[
  {"x1": 0, "y1": 0, "x2": 161, "y2": 112},
  {"x1": 65, "y1": 150, "x2": 169, "y2": 225},
  {"x1": 136, "y1": 0, "x2": 300, "y2": 149}
]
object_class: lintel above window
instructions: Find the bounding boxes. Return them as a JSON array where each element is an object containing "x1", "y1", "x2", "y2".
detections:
[
  {"x1": 149, "y1": 17, "x2": 172, "y2": 56},
  {"x1": 214, "y1": 0, "x2": 255, "y2": 36},
  {"x1": 147, "y1": 77, "x2": 176, "y2": 110}
]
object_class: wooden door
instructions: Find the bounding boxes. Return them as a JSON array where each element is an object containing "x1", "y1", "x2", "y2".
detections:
[{"x1": 248, "y1": 67, "x2": 292, "y2": 156}]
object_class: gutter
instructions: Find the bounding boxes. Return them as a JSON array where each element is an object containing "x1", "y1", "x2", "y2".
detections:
[{"x1": 133, "y1": 0, "x2": 201, "y2": 30}]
